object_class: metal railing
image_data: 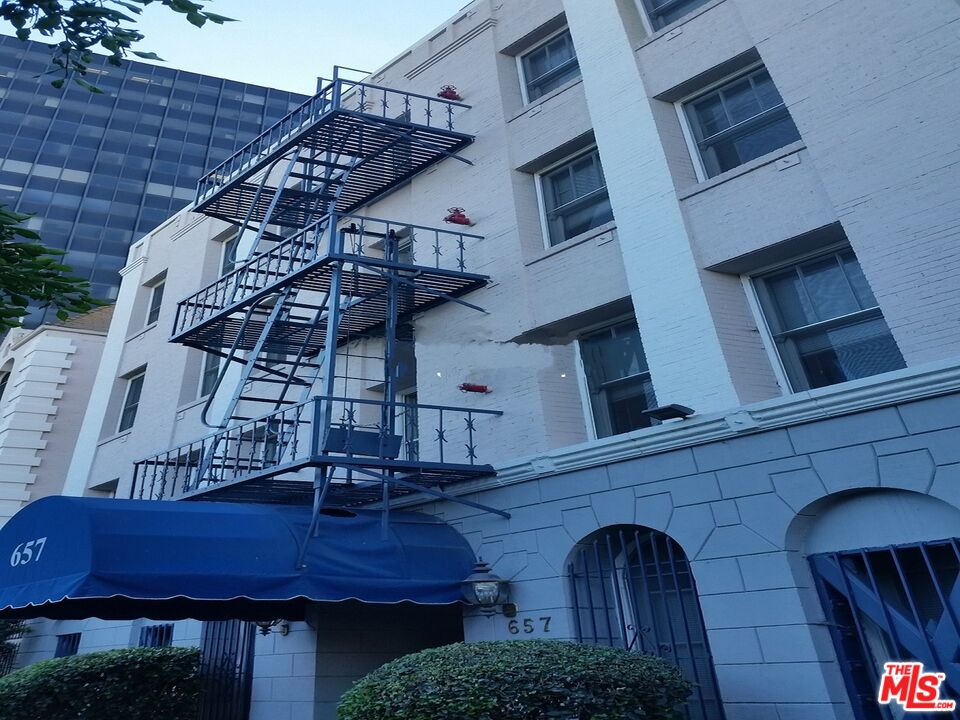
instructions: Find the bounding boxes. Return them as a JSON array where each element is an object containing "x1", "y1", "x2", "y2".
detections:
[
  {"x1": 172, "y1": 212, "x2": 483, "y2": 338},
  {"x1": 196, "y1": 76, "x2": 469, "y2": 205},
  {"x1": 132, "y1": 395, "x2": 501, "y2": 501}
]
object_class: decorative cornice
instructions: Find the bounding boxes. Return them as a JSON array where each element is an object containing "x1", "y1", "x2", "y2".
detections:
[{"x1": 119, "y1": 255, "x2": 148, "y2": 277}]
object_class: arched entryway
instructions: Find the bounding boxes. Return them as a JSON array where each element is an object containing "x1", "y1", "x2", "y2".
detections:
[
  {"x1": 799, "y1": 491, "x2": 960, "y2": 720},
  {"x1": 567, "y1": 525, "x2": 725, "y2": 719}
]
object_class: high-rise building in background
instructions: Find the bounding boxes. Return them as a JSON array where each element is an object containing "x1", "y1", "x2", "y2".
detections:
[{"x1": 0, "y1": 35, "x2": 308, "y2": 321}]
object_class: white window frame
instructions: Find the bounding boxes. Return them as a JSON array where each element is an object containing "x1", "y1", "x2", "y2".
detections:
[
  {"x1": 145, "y1": 279, "x2": 164, "y2": 326},
  {"x1": 574, "y1": 313, "x2": 654, "y2": 440},
  {"x1": 220, "y1": 233, "x2": 240, "y2": 276},
  {"x1": 743, "y1": 243, "x2": 893, "y2": 394},
  {"x1": 199, "y1": 352, "x2": 221, "y2": 398},
  {"x1": 636, "y1": 0, "x2": 715, "y2": 34},
  {"x1": 535, "y1": 145, "x2": 612, "y2": 249},
  {"x1": 117, "y1": 369, "x2": 146, "y2": 433},
  {"x1": 675, "y1": 61, "x2": 796, "y2": 182},
  {"x1": 516, "y1": 26, "x2": 580, "y2": 106}
]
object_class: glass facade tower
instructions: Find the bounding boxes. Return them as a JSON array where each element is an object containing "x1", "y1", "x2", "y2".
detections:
[{"x1": 0, "y1": 35, "x2": 308, "y2": 323}]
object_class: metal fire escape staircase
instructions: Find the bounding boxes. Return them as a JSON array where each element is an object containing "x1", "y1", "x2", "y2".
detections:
[{"x1": 132, "y1": 72, "x2": 507, "y2": 526}]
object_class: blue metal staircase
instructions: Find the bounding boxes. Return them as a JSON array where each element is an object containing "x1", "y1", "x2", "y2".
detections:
[{"x1": 131, "y1": 71, "x2": 506, "y2": 523}]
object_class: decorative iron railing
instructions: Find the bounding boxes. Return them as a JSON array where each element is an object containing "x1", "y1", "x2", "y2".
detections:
[
  {"x1": 131, "y1": 395, "x2": 501, "y2": 501},
  {"x1": 196, "y1": 77, "x2": 469, "y2": 206},
  {"x1": 171, "y1": 212, "x2": 483, "y2": 339}
]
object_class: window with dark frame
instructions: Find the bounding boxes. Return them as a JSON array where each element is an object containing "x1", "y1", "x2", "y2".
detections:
[
  {"x1": 521, "y1": 29, "x2": 581, "y2": 102},
  {"x1": 400, "y1": 390, "x2": 420, "y2": 461},
  {"x1": 541, "y1": 149, "x2": 614, "y2": 246},
  {"x1": 753, "y1": 249, "x2": 905, "y2": 391},
  {"x1": 641, "y1": 0, "x2": 713, "y2": 30},
  {"x1": 139, "y1": 623, "x2": 174, "y2": 648},
  {"x1": 578, "y1": 319, "x2": 656, "y2": 439},
  {"x1": 54, "y1": 633, "x2": 81, "y2": 658},
  {"x1": 200, "y1": 352, "x2": 221, "y2": 397},
  {"x1": 118, "y1": 370, "x2": 145, "y2": 432},
  {"x1": 146, "y1": 280, "x2": 164, "y2": 325},
  {"x1": 684, "y1": 65, "x2": 801, "y2": 178},
  {"x1": 0, "y1": 369, "x2": 9, "y2": 406}
]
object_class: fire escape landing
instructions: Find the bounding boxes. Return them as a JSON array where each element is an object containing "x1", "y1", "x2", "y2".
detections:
[{"x1": 132, "y1": 72, "x2": 506, "y2": 524}]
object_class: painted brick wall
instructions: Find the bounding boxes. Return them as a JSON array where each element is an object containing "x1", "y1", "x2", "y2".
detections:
[{"x1": 420, "y1": 388, "x2": 960, "y2": 720}]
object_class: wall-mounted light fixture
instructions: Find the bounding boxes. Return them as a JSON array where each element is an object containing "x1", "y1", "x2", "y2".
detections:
[
  {"x1": 642, "y1": 404, "x2": 695, "y2": 421},
  {"x1": 461, "y1": 560, "x2": 513, "y2": 616},
  {"x1": 254, "y1": 619, "x2": 290, "y2": 637}
]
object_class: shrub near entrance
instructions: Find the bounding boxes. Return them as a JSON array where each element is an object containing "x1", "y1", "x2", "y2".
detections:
[
  {"x1": 0, "y1": 646, "x2": 201, "y2": 720},
  {"x1": 337, "y1": 639, "x2": 692, "y2": 720}
]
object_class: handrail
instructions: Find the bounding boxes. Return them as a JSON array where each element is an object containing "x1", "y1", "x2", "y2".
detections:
[
  {"x1": 196, "y1": 77, "x2": 472, "y2": 204},
  {"x1": 133, "y1": 394, "x2": 502, "y2": 467},
  {"x1": 171, "y1": 211, "x2": 485, "y2": 338}
]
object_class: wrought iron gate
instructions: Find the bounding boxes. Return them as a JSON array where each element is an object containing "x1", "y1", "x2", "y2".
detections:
[
  {"x1": 810, "y1": 538, "x2": 960, "y2": 719},
  {"x1": 198, "y1": 620, "x2": 256, "y2": 720},
  {"x1": 568, "y1": 525, "x2": 725, "y2": 719}
]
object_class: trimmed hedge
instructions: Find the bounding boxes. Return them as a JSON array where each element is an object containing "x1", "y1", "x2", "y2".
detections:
[
  {"x1": 0, "y1": 646, "x2": 201, "y2": 720},
  {"x1": 338, "y1": 639, "x2": 692, "y2": 720}
]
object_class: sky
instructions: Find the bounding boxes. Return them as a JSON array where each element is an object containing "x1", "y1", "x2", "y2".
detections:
[{"x1": 6, "y1": 0, "x2": 471, "y2": 94}]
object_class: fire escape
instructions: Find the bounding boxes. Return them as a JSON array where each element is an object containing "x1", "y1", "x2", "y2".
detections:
[{"x1": 131, "y1": 70, "x2": 506, "y2": 532}]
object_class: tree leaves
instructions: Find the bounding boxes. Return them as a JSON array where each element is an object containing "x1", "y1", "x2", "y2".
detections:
[
  {"x1": 0, "y1": 205, "x2": 106, "y2": 331},
  {"x1": 0, "y1": 0, "x2": 236, "y2": 90}
]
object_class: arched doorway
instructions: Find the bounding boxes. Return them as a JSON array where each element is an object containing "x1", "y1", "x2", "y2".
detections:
[
  {"x1": 567, "y1": 525, "x2": 724, "y2": 719},
  {"x1": 801, "y1": 491, "x2": 960, "y2": 719}
]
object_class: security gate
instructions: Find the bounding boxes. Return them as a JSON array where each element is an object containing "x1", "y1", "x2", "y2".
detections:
[
  {"x1": 568, "y1": 525, "x2": 725, "y2": 719},
  {"x1": 198, "y1": 620, "x2": 256, "y2": 720},
  {"x1": 810, "y1": 538, "x2": 960, "y2": 719}
]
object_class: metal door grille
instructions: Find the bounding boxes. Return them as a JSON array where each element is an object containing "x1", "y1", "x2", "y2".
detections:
[
  {"x1": 568, "y1": 525, "x2": 725, "y2": 720},
  {"x1": 198, "y1": 620, "x2": 256, "y2": 720},
  {"x1": 810, "y1": 538, "x2": 960, "y2": 720},
  {"x1": 0, "y1": 622, "x2": 24, "y2": 676}
]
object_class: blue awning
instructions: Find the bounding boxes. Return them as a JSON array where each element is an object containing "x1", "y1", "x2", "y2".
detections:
[{"x1": 0, "y1": 497, "x2": 475, "y2": 621}]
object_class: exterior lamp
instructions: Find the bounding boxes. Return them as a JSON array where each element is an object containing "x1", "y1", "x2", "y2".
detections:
[
  {"x1": 642, "y1": 404, "x2": 695, "y2": 421},
  {"x1": 462, "y1": 560, "x2": 510, "y2": 614},
  {"x1": 254, "y1": 619, "x2": 290, "y2": 636}
]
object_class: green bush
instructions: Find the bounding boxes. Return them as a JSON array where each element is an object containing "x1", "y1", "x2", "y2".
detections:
[
  {"x1": 0, "y1": 646, "x2": 201, "y2": 720},
  {"x1": 338, "y1": 639, "x2": 692, "y2": 720}
]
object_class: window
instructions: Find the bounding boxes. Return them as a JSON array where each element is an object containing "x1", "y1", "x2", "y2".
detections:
[
  {"x1": 578, "y1": 319, "x2": 656, "y2": 438},
  {"x1": 200, "y1": 352, "x2": 221, "y2": 397},
  {"x1": 683, "y1": 65, "x2": 801, "y2": 178},
  {"x1": 540, "y1": 149, "x2": 614, "y2": 246},
  {"x1": 54, "y1": 633, "x2": 81, "y2": 658},
  {"x1": 753, "y1": 249, "x2": 905, "y2": 391},
  {"x1": 0, "y1": 366, "x2": 10, "y2": 406},
  {"x1": 139, "y1": 623, "x2": 174, "y2": 648},
  {"x1": 146, "y1": 280, "x2": 164, "y2": 325},
  {"x1": 118, "y1": 370, "x2": 145, "y2": 432},
  {"x1": 399, "y1": 390, "x2": 419, "y2": 461},
  {"x1": 641, "y1": 0, "x2": 712, "y2": 30},
  {"x1": 221, "y1": 233, "x2": 240, "y2": 275},
  {"x1": 520, "y1": 29, "x2": 580, "y2": 102}
]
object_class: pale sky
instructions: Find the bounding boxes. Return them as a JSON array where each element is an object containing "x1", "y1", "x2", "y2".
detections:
[{"x1": 8, "y1": 0, "x2": 471, "y2": 94}]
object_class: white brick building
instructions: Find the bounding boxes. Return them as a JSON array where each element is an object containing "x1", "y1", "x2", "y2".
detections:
[{"x1": 5, "y1": 1, "x2": 960, "y2": 719}]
